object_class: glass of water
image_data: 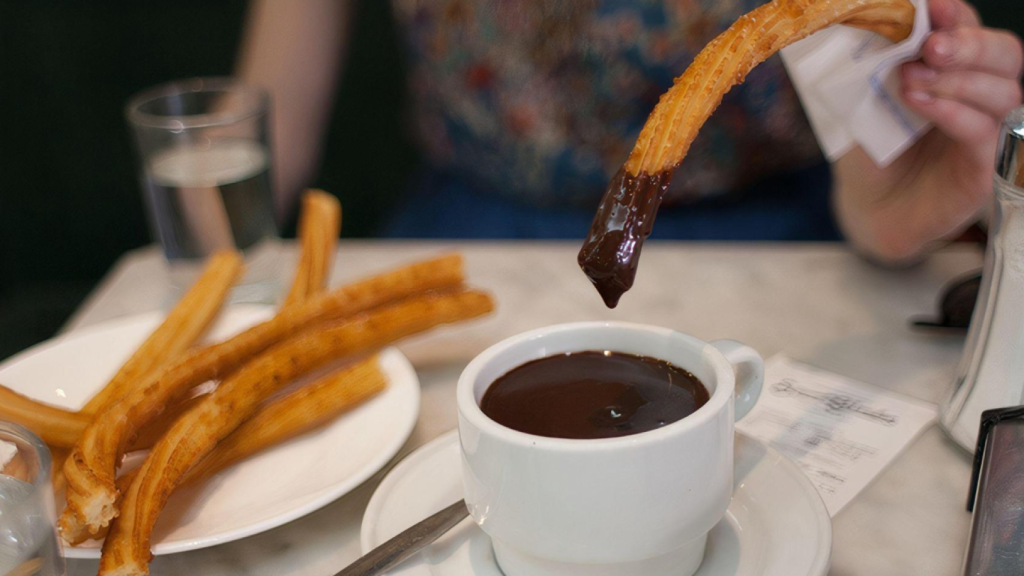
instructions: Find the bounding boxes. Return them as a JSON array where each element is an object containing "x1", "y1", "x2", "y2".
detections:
[
  {"x1": 126, "y1": 77, "x2": 280, "y2": 303},
  {"x1": 0, "y1": 422, "x2": 64, "y2": 576}
]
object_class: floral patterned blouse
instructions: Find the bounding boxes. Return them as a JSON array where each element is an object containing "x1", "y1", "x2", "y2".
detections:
[{"x1": 391, "y1": 0, "x2": 824, "y2": 208}]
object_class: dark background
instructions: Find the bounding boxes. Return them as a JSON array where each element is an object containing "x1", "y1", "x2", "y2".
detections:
[
  {"x1": 0, "y1": 0, "x2": 1020, "y2": 360},
  {"x1": 0, "y1": 0, "x2": 417, "y2": 359}
]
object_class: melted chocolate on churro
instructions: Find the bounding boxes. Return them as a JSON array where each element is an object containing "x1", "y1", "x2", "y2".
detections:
[{"x1": 578, "y1": 167, "x2": 673, "y2": 308}]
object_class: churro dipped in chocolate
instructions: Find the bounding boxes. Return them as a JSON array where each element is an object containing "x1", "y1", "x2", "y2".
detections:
[{"x1": 579, "y1": 0, "x2": 915, "y2": 307}]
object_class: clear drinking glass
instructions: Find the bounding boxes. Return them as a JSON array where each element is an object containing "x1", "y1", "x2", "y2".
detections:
[
  {"x1": 126, "y1": 77, "x2": 280, "y2": 303},
  {"x1": 0, "y1": 422, "x2": 65, "y2": 576}
]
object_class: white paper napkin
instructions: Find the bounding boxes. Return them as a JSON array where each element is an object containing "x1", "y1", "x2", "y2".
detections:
[{"x1": 780, "y1": 0, "x2": 932, "y2": 167}]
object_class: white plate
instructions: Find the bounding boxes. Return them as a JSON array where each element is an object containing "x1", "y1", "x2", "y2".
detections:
[
  {"x1": 362, "y1": 431, "x2": 831, "y2": 576},
  {"x1": 0, "y1": 306, "x2": 421, "y2": 559}
]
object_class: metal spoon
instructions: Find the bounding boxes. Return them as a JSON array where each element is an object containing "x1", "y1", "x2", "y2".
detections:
[{"x1": 335, "y1": 500, "x2": 469, "y2": 576}]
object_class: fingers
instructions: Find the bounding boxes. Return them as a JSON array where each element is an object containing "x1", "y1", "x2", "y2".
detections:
[
  {"x1": 922, "y1": 27, "x2": 1024, "y2": 79},
  {"x1": 911, "y1": 0, "x2": 1024, "y2": 148},
  {"x1": 903, "y1": 62, "x2": 1024, "y2": 119},
  {"x1": 928, "y1": 0, "x2": 980, "y2": 30},
  {"x1": 903, "y1": 90, "x2": 1001, "y2": 147},
  {"x1": 924, "y1": 0, "x2": 1023, "y2": 81}
]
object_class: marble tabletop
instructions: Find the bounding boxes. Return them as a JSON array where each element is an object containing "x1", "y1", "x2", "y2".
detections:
[{"x1": 62, "y1": 241, "x2": 984, "y2": 576}]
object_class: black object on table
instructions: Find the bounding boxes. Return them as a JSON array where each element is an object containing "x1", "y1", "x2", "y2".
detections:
[
  {"x1": 961, "y1": 406, "x2": 1024, "y2": 575},
  {"x1": 911, "y1": 271, "x2": 983, "y2": 333}
]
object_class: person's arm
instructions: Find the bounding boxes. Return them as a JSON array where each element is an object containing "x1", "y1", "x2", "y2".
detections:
[
  {"x1": 832, "y1": 0, "x2": 1022, "y2": 264},
  {"x1": 237, "y1": 0, "x2": 352, "y2": 223}
]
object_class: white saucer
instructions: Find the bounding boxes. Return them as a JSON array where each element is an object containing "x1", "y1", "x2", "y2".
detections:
[
  {"x1": 0, "y1": 306, "x2": 421, "y2": 558},
  {"x1": 362, "y1": 430, "x2": 831, "y2": 576}
]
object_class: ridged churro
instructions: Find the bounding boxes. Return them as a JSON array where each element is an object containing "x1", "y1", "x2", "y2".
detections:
[
  {"x1": 0, "y1": 385, "x2": 209, "y2": 455},
  {"x1": 0, "y1": 386, "x2": 90, "y2": 448},
  {"x1": 71, "y1": 357, "x2": 387, "y2": 546},
  {"x1": 187, "y1": 355, "x2": 386, "y2": 484},
  {"x1": 2, "y1": 252, "x2": 239, "y2": 448},
  {"x1": 282, "y1": 190, "x2": 341, "y2": 310},
  {"x1": 61, "y1": 254, "x2": 465, "y2": 540},
  {"x1": 51, "y1": 445, "x2": 69, "y2": 498},
  {"x1": 579, "y1": 0, "x2": 916, "y2": 307},
  {"x1": 81, "y1": 251, "x2": 243, "y2": 414},
  {"x1": 100, "y1": 289, "x2": 494, "y2": 575},
  {"x1": 126, "y1": 393, "x2": 210, "y2": 453}
]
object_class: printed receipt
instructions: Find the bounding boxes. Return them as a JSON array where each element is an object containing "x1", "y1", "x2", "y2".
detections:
[{"x1": 736, "y1": 355, "x2": 937, "y2": 516}]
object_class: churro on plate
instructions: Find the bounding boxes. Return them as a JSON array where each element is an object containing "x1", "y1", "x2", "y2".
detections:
[
  {"x1": 185, "y1": 355, "x2": 387, "y2": 483},
  {"x1": 8, "y1": 194, "x2": 494, "y2": 572},
  {"x1": 60, "y1": 253, "x2": 466, "y2": 540},
  {"x1": 282, "y1": 190, "x2": 342, "y2": 310},
  {"x1": 0, "y1": 251, "x2": 243, "y2": 448},
  {"x1": 80, "y1": 250, "x2": 243, "y2": 415},
  {"x1": 0, "y1": 387, "x2": 91, "y2": 449},
  {"x1": 101, "y1": 290, "x2": 493, "y2": 575},
  {"x1": 70, "y1": 356, "x2": 389, "y2": 546}
]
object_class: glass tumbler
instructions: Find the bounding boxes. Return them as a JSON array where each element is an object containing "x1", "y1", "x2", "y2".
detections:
[
  {"x1": 126, "y1": 77, "x2": 280, "y2": 303},
  {"x1": 0, "y1": 422, "x2": 64, "y2": 576}
]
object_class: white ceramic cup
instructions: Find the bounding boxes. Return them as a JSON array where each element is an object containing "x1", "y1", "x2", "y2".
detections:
[{"x1": 457, "y1": 322, "x2": 763, "y2": 576}]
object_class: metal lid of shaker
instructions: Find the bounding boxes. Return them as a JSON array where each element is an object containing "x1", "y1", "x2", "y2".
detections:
[{"x1": 997, "y1": 106, "x2": 1024, "y2": 187}]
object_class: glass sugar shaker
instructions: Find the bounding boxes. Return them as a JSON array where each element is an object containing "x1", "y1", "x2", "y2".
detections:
[{"x1": 940, "y1": 105, "x2": 1024, "y2": 452}]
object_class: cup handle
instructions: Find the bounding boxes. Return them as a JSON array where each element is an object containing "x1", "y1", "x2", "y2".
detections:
[{"x1": 709, "y1": 340, "x2": 764, "y2": 421}]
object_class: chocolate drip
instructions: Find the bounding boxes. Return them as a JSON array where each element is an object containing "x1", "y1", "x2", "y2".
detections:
[{"x1": 578, "y1": 167, "x2": 673, "y2": 308}]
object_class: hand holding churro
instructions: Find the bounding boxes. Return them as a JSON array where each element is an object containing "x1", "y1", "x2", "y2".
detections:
[
  {"x1": 579, "y1": 0, "x2": 917, "y2": 308},
  {"x1": 836, "y1": 0, "x2": 1023, "y2": 262}
]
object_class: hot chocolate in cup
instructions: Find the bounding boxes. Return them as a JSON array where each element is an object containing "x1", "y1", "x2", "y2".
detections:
[{"x1": 457, "y1": 322, "x2": 763, "y2": 576}]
